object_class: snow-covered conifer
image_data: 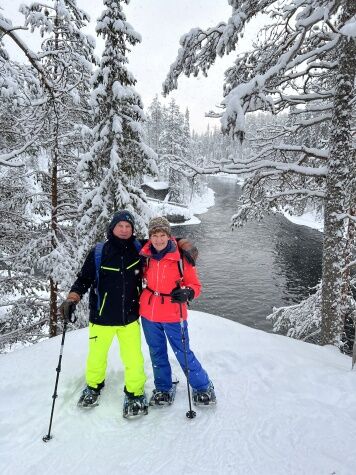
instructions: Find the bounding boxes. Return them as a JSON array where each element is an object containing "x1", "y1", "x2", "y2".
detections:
[
  {"x1": 0, "y1": 1, "x2": 96, "y2": 342},
  {"x1": 164, "y1": 0, "x2": 356, "y2": 345},
  {"x1": 77, "y1": 0, "x2": 157, "y2": 257}
]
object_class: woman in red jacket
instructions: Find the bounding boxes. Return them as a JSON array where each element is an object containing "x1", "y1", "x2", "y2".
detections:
[{"x1": 140, "y1": 216, "x2": 216, "y2": 406}]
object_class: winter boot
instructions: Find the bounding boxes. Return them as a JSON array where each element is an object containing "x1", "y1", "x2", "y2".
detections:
[
  {"x1": 123, "y1": 393, "x2": 148, "y2": 418},
  {"x1": 77, "y1": 386, "x2": 101, "y2": 408},
  {"x1": 192, "y1": 381, "x2": 216, "y2": 406},
  {"x1": 149, "y1": 385, "x2": 177, "y2": 406}
]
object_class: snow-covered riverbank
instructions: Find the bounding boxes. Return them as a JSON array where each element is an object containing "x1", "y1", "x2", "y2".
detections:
[{"x1": 282, "y1": 209, "x2": 324, "y2": 232}]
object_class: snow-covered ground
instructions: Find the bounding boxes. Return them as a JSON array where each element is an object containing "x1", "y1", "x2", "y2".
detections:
[
  {"x1": 143, "y1": 179, "x2": 169, "y2": 191},
  {"x1": 1, "y1": 311, "x2": 356, "y2": 475},
  {"x1": 148, "y1": 186, "x2": 215, "y2": 226},
  {"x1": 282, "y1": 209, "x2": 324, "y2": 232}
]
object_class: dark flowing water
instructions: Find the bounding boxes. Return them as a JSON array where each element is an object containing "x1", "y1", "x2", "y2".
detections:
[{"x1": 174, "y1": 176, "x2": 323, "y2": 331}]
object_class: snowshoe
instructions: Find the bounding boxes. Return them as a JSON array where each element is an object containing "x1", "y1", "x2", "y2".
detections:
[
  {"x1": 149, "y1": 381, "x2": 178, "y2": 407},
  {"x1": 192, "y1": 381, "x2": 216, "y2": 406},
  {"x1": 123, "y1": 393, "x2": 148, "y2": 419},
  {"x1": 77, "y1": 386, "x2": 101, "y2": 408}
]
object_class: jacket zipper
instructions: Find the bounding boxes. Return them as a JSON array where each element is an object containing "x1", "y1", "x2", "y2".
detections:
[
  {"x1": 122, "y1": 256, "x2": 126, "y2": 325},
  {"x1": 99, "y1": 292, "x2": 107, "y2": 316},
  {"x1": 151, "y1": 260, "x2": 160, "y2": 320}
]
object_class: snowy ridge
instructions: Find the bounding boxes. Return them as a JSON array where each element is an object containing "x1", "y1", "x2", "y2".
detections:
[{"x1": 1, "y1": 311, "x2": 356, "y2": 475}]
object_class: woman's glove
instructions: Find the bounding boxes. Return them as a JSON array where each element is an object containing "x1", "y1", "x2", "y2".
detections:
[{"x1": 171, "y1": 287, "x2": 195, "y2": 303}]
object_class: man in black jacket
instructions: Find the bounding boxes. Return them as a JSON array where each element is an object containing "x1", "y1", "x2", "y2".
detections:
[{"x1": 63, "y1": 210, "x2": 147, "y2": 417}]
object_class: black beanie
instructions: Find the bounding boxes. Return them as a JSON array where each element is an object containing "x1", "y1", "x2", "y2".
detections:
[{"x1": 108, "y1": 210, "x2": 135, "y2": 234}]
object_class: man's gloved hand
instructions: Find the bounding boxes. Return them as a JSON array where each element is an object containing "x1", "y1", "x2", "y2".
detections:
[
  {"x1": 59, "y1": 293, "x2": 79, "y2": 323},
  {"x1": 171, "y1": 287, "x2": 195, "y2": 304}
]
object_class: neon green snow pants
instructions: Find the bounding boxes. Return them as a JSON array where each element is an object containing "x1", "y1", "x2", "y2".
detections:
[{"x1": 86, "y1": 320, "x2": 146, "y2": 396}]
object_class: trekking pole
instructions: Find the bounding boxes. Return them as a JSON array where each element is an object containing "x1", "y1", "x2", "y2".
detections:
[
  {"x1": 43, "y1": 304, "x2": 76, "y2": 442},
  {"x1": 178, "y1": 301, "x2": 196, "y2": 420}
]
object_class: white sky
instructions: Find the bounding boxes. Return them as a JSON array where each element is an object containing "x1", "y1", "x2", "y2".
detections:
[{"x1": 2, "y1": 0, "x2": 264, "y2": 133}]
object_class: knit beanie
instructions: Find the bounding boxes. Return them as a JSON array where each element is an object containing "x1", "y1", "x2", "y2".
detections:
[
  {"x1": 148, "y1": 217, "x2": 171, "y2": 237},
  {"x1": 108, "y1": 210, "x2": 135, "y2": 233}
]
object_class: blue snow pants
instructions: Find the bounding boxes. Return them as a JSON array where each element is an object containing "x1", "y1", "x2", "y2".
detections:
[{"x1": 141, "y1": 317, "x2": 210, "y2": 392}]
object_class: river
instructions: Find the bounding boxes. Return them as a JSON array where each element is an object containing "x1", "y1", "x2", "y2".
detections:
[{"x1": 173, "y1": 176, "x2": 323, "y2": 331}]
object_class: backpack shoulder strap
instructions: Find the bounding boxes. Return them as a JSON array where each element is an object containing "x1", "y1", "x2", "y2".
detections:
[
  {"x1": 94, "y1": 242, "x2": 105, "y2": 311},
  {"x1": 177, "y1": 249, "x2": 184, "y2": 279},
  {"x1": 133, "y1": 239, "x2": 143, "y2": 254},
  {"x1": 94, "y1": 242, "x2": 105, "y2": 278}
]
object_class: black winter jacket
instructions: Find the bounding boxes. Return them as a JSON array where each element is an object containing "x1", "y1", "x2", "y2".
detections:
[{"x1": 70, "y1": 234, "x2": 143, "y2": 326}]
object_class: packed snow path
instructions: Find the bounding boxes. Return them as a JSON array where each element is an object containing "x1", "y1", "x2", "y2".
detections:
[{"x1": 1, "y1": 312, "x2": 356, "y2": 474}]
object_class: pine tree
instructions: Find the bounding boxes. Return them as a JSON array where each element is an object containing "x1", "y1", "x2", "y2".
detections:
[
  {"x1": 163, "y1": 0, "x2": 356, "y2": 345},
  {"x1": 146, "y1": 94, "x2": 164, "y2": 156},
  {"x1": 160, "y1": 98, "x2": 187, "y2": 203},
  {"x1": 77, "y1": 0, "x2": 157, "y2": 259},
  {"x1": 0, "y1": 1, "x2": 96, "y2": 344}
]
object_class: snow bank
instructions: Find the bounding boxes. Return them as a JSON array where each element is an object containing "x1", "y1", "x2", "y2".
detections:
[
  {"x1": 282, "y1": 209, "x2": 324, "y2": 232},
  {"x1": 143, "y1": 179, "x2": 169, "y2": 190},
  {"x1": 1, "y1": 311, "x2": 356, "y2": 475},
  {"x1": 190, "y1": 186, "x2": 215, "y2": 215},
  {"x1": 148, "y1": 186, "x2": 215, "y2": 227}
]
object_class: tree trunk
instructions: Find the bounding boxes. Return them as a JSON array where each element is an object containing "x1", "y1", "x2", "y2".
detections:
[
  {"x1": 49, "y1": 12, "x2": 59, "y2": 338},
  {"x1": 49, "y1": 141, "x2": 59, "y2": 337},
  {"x1": 49, "y1": 277, "x2": 58, "y2": 338},
  {"x1": 321, "y1": 2, "x2": 356, "y2": 344}
]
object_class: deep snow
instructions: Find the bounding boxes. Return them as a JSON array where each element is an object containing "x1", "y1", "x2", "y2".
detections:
[{"x1": 1, "y1": 311, "x2": 356, "y2": 475}]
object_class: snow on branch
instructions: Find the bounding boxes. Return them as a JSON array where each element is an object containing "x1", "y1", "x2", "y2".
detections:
[
  {"x1": 266, "y1": 188, "x2": 326, "y2": 199},
  {"x1": 267, "y1": 285, "x2": 322, "y2": 342},
  {"x1": 274, "y1": 144, "x2": 329, "y2": 159},
  {"x1": 163, "y1": 0, "x2": 277, "y2": 95},
  {"x1": 0, "y1": 137, "x2": 40, "y2": 167},
  {"x1": 0, "y1": 18, "x2": 54, "y2": 94}
]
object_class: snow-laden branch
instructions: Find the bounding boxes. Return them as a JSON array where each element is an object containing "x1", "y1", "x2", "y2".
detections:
[
  {"x1": 0, "y1": 318, "x2": 48, "y2": 343},
  {"x1": 168, "y1": 152, "x2": 328, "y2": 179},
  {"x1": 0, "y1": 136, "x2": 40, "y2": 166},
  {"x1": 266, "y1": 188, "x2": 326, "y2": 199},
  {"x1": 342, "y1": 260, "x2": 356, "y2": 272},
  {"x1": 274, "y1": 144, "x2": 329, "y2": 159},
  {"x1": 0, "y1": 18, "x2": 54, "y2": 94},
  {"x1": 163, "y1": 0, "x2": 282, "y2": 95}
]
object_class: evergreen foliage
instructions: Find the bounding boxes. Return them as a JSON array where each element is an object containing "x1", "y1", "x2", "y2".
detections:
[
  {"x1": 77, "y1": 0, "x2": 157, "y2": 256},
  {"x1": 164, "y1": 0, "x2": 356, "y2": 345}
]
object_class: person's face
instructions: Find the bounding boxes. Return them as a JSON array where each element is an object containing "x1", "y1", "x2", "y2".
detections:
[
  {"x1": 150, "y1": 231, "x2": 169, "y2": 251},
  {"x1": 113, "y1": 221, "x2": 133, "y2": 239}
]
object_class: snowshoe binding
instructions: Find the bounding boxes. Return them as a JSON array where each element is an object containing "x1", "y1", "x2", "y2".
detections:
[
  {"x1": 192, "y1": 381, "x2": 216, "y2": 406},
  {"x1": 77, "y1": 386, "x2": 101, "y2": 408},
  {"x1": 123, "y1": 393, "x2": 148, "y2": 419},
  {"x1": 149, "y1": 381, "x2": 178, "y2": 407}
]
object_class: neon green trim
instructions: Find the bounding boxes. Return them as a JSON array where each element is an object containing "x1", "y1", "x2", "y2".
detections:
[
  {"x1": 99, "y1": 292, "x2": 108, "y2": 316},
  {"x1": 101, "y1": 266, "x2": 120, "y2": 272},
  {"x1": 126, "y1": 259, "x2": 140, "y2": 270}
]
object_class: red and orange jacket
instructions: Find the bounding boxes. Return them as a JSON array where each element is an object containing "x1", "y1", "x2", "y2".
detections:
[{"x1": 139, "y1": 238, "x2": 201, "y2": 323}]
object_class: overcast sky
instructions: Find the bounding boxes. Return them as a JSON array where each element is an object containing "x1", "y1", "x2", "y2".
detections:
[{"x1": 3, "y1": 0, "x2": 263, "y2": 133}]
